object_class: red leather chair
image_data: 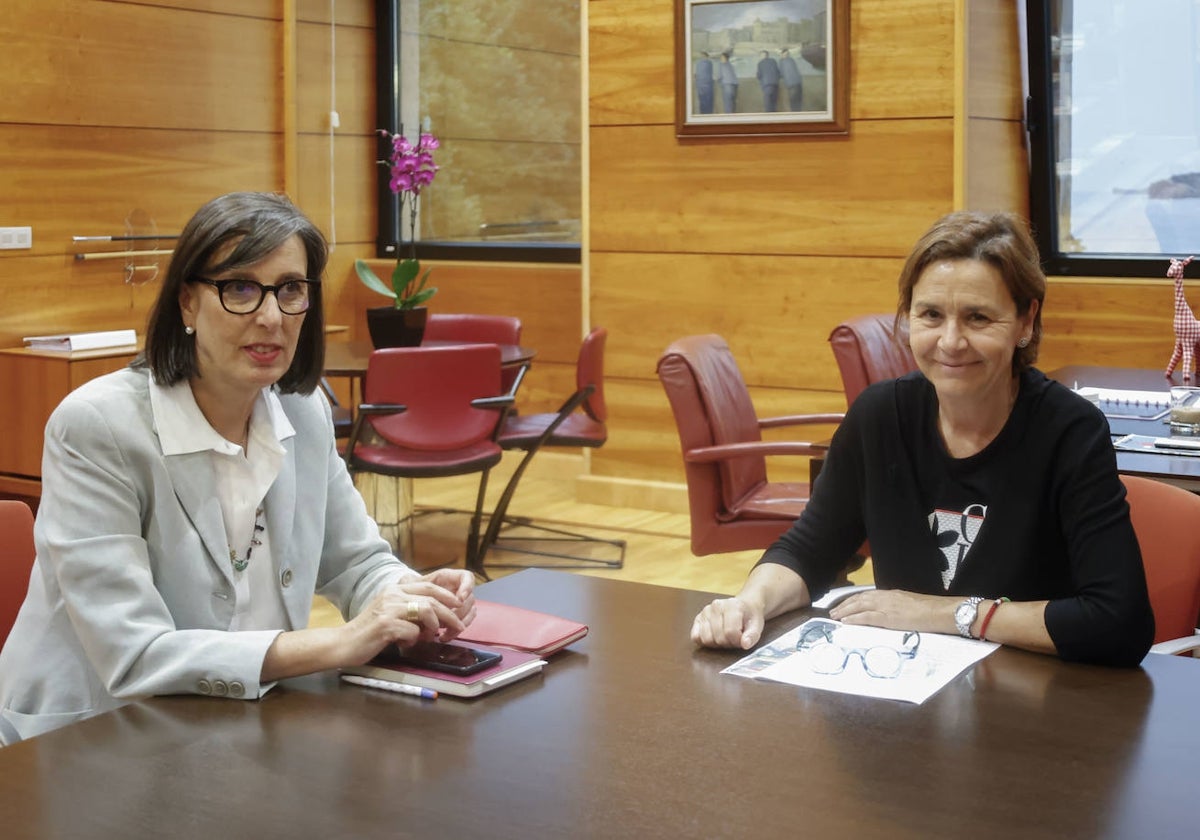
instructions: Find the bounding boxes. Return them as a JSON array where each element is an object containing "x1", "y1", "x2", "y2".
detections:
[
  {"x1": 828, "y1": 313, "x2": 917, "y2": 407},
  {"x1": 1122, "y1": 475, "x2": 1200, "y2": 654},
  {"x1": 424, "y1": 313, "x2": 524, "y2": 395},
  {"x1": 0, "y1": 499, "x2": 36, "y2": 648},
  {"x1": 657, "y1": 334, "x2": 843, "y2": 556},
  {"x1": 344, "y1": 344, "x2": 513, "y2": 576},
  {"x1": 476, "y1": 328, "x2": 624, "y2": 569}
]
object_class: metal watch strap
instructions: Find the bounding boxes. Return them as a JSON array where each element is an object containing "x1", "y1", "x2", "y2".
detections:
[{"x1": 955, "y1": 596, "x2": 985, "y2": 638}]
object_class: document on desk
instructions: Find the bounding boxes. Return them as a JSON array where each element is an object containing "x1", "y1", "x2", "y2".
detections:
[
  {"x1": 1073, "y1": 386, "x2": 1170, "y2": 420},
  {"x1": 722, "y1": 618, "x2": 997, "y2": 704},
  {"x1": 1112, "y1": 433, "x2": 1200, "y2": 457}
]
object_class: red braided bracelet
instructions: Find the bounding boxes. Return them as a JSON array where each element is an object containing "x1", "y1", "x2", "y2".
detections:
[{"x1": 979, "y1": 597, "x2": 1010, "y2": 641}]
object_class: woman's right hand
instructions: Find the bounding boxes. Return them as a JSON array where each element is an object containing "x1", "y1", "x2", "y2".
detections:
[
  {"x1": 343, "y1": 579, "x2": 467, "y2": 665},
  {"x1": 691, "y1": 596, "x2": 765, "y2": 650}
]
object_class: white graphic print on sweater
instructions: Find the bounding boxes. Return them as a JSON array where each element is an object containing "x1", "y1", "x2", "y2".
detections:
[{"x1": 928, "y1": 504, "x2": 987, "y2": 589}]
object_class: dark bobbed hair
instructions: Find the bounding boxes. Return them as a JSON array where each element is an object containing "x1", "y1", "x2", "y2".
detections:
[
  {"x1": 137, "y1": 192, "x2": 327, "y2": 394},
  {"x1": 895, "y1": 211, "x2": 1046, "y2": 372}
]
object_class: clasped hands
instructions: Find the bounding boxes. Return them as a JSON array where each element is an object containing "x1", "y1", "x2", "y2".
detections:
[{"x1": 348, "y1": 569, "x2": 477, "y2": 663}]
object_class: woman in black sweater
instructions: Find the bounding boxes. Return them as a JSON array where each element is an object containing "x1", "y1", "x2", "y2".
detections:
[{"x1": 692, "y1": 212, "x2": 1154, "y2": 666}]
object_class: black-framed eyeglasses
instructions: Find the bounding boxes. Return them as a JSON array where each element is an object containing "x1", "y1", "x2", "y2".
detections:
[
  {"x1": 192, "y1": 277, "x2": 317, "y2": 315},
  {"x1": 796, "y1": 623, "x2": 921, "y2": 679}
]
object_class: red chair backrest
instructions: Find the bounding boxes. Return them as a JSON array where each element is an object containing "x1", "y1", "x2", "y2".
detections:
[
  {"x1": 0, "y1": 500, "x2": 35, "y2": 647},
  {"x1": 1121, "y1": 475, "x2": 1200, "y2": 643},
  {"x1": 577, "y1": 327, "x2": 608, "y2": 423},
  {"x1": 828, "y1": 313, "x2": 917, "y2": 406},
  {"x1": 657, "y1": 335, "x2": 767, "y2": 514},
  {"x1": 365, "y1": 344, "x2": 503, "y2": 451},
  {"x1": 424, "y1": 313, "x2": 522, "y2": 346}
]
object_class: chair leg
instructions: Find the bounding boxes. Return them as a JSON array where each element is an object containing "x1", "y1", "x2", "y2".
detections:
[
  {"x1": 476, "y1": 449, "x2": 625, "y2": 571},
  {"x1": 464, "y1": 468, "x2": 492, "y2": 580}
]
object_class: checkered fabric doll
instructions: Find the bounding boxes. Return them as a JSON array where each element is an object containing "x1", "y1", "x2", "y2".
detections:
[{"x1": 1164, "y1": 256, "x2": 1200, "y2": 379}]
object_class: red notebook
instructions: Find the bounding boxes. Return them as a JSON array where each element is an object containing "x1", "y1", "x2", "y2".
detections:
[{"x1": 457, "y1": 600, "x2": 589, "y2": 656}]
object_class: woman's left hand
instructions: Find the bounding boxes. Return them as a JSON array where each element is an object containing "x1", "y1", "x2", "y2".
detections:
[
  {"x1": 418, "y1": 568, "x2": 476, "y2": 637},
  {"x1": 829, "y1": 589, "x2": 956, "y2": 635}
]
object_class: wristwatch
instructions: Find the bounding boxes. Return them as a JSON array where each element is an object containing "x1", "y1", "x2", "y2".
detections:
[{"x1": 954, "y1": 596, "x2": 985, "y2": 638}]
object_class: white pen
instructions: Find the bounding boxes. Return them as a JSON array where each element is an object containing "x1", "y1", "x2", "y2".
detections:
[{"x1": 341, "y1": 674, "x2": 438, "y2": 699}]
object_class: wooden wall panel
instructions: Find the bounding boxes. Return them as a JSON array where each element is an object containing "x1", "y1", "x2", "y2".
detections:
[
  {"x1": 965, "y1": 0, "x2": 1024, "y2": 121},
  {"x1": 0, "y1": 125, "x2": 278, "y2": 257},
  {"x1": 590, "y1": 120, "x2": 954, "y2": 257},
  {"x1": 297, "y1": 0, "x2": 372, "y2": 27},
  {"x1": 591, "y1": 252, "x2": 903, "y2": 390},
  {"x1": 964, "y1": 118, "x2": 1028, "y2": 214},
  {"x1": 296, "y1": 16, "x2": 376, "y2": 135},
  {"x1": 1, "y1": 0, "x2": 279, "y2": 131},
  {"x1": 1039, "y1": 278, "x2": 1183, "y2": 372},
  {"x1": 848, "y1": 0, "x2": 956, "y2": 119},
  {"x1": 588, "y1": 0, "x2": 956, "y2": 127},
  {"x1": 294, "y1": 133, "x2": 377, "y2": 246},
  {"x1": 588, "y1": 0, "x2": 676, "y2": 127}
]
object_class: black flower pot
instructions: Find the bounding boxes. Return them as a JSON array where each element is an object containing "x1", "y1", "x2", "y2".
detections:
[{"x1": 366, "y1": 306, "x2": 428, "y2": 348}]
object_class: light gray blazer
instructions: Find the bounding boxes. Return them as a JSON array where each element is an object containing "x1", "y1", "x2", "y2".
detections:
[{"x1": 0, "y1": 367, "x2": 407, "y2": 743}]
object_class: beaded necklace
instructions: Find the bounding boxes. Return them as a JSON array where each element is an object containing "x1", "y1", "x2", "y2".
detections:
[{"x1": 229, "y1": 506, "x2": 265, "y2": 573}]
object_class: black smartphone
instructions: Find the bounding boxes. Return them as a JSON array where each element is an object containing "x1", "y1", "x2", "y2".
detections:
[{"x1": 391, "y1": 641, "x2": 502, "y2": 676}]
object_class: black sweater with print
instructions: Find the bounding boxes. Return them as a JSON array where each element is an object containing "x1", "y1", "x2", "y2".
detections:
[{"x1": 759, "y1": 368, "x2": 1155, "y2": 666}]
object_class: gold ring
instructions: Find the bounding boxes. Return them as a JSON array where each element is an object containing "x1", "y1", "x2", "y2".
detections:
[{"x1": 406, "y1": 601, "x2": 420, "y2": 622}]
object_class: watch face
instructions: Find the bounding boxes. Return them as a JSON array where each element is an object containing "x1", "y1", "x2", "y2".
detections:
[{"x1": 955, "y1": 603, "x2": 972, "y2": 623}]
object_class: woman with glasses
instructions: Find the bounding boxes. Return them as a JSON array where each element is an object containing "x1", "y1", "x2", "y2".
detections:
[
  {"x1": 692, "y1": 211, "x2": 1155, "y2": 667},
  {"x1": 0, "y1": 192, "x2": 475, "y2": 744}
]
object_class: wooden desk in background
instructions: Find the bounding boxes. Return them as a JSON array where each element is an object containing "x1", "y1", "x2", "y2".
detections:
[
  {"x1": 0, "y1": 327, "x2": 351, "y2": 498},
  {"x1": 0, "y1": 569, "x2": 1195, "y2": 839},
  {"x1": 0, "y1": 342, "x2": 141, "y2": 496},
  {"x1": 1048, "y1": 365, "x2": 1200, "y2": 490}
]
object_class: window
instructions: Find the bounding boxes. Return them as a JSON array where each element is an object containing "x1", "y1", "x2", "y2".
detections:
[
  {"x1": 1027, "y1": 0, "x2": 1200, "y2": 276},
  {"x1": 375, "y1": 1, "x2": 582, "y2": 263}
]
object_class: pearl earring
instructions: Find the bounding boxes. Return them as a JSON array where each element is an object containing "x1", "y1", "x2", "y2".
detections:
[
  {"x1": 1017, "y1": 337, "x2": 1029, "y2": 348},
  {"x1": 185, "y1": 326, "x2": 195, "y2": 336}
]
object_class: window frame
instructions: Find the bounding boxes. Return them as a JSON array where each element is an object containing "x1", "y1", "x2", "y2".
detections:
[
  {"x1": 373, "y1": 1, "x2": 582, "y2": 265},
  {"x1": 1026, "y1": 0, "x2": 1181, "y2": 278}
]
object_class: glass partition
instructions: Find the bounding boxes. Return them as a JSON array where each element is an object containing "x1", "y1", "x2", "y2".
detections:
[
  {"x1": 375, "y1": 0, "x2": 582, "y2": 263},
  {"x1": 1027, "y1": 0, "x2": 1200, "y2": 275}
]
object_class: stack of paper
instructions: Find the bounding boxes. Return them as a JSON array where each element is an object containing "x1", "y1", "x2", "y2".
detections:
[{"x1": 23, "y1": 329, "x2": 137, "y2": 352}]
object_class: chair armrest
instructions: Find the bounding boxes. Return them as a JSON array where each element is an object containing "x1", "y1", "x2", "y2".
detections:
[
  {"x1": 504, "y1": 363, "x2": 529, "y2": 398},
  {"x1": 684, "y1": 440, "x2": 826, "y2": 463},
  {"x1": 342, "y1": 404, "x2": 407, "y2": 465},
  {"x1": 1148, "y1": 633, "x2": 1200, "y2": 656},
  {"x1": 472, "y1": 393, "x2": 516, "y2": 410},
  {"x1": 759, "y1": 413, "x2": 844, "y2": 430},
  {"x1": 811, "y1": 584, "x2": 875, "y2": 610},
  {"x1": 356, "y1": 403, "x2": 407, "y2": 416}
]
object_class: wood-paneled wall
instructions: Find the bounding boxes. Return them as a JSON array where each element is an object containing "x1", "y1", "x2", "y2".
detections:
[
  {"x1": 0, "y1": 0, "x2": 582, "y2": 481},
  {"x1": 587, "y1": 0, "x2": 961, "y2": 505},
  {"x1": 2, "y1": 1, "x2": 1189, "y2": 513}
]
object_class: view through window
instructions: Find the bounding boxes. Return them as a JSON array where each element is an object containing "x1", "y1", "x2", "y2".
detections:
[
  {"x1": 376, "y1": 0, "x2": 581, "y2": 261},
  {"x1": 1028, "y1": 0, "x2": 1200, "y2": 275}
]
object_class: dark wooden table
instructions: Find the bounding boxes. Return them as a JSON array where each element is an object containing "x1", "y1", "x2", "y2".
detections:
[
  {"x1": 1048, "y1": 365, "x2": 1200, "y2": 489},
  {"x1": 0, "y1": 569, "x2": 1197, "y2": 839}
]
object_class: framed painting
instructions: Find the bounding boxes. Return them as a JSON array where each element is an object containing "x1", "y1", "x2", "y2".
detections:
[{"x1": 675, "y1": 0, "x2": 849, "y2": 138}]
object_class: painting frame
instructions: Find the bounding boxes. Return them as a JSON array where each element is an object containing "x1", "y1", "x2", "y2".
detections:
[{"x1": 675, "y1": 0, "x2": 849, "y2": 139}]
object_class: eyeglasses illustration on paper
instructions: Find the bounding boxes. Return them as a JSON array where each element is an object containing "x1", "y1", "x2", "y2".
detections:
[{"x1": 795, "y1": 622, "x2": 921, "y2": 679}]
